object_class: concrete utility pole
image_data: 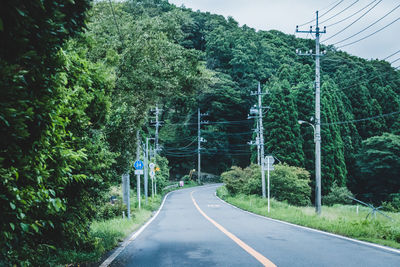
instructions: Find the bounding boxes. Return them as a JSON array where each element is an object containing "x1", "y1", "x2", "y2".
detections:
[
  {"x1": 144, "y1": 138, "x2": 150, "y2": 204},
  {"x1": 155, "y1": 104, "x2": 160, "y2": 152},
  {"x1": 151, "y1": 104, "x2": 163, "y2": 195},
  {"x1": 145, "y1": 137, "x2": 155, "y2": 202},
  {"x1": 258, "y1": 82, "x2": 266, "y2": 199},
  {"x1": 136, "y1": 130, "x2": 141, "y2": 210},
  {"x1": 122, "y1": 173, "x2": 130, "y2": 219},
  {"x1": 296, "y1": 11, "x2": 326, "y2": 215},
  {"x1": 198, "y1": 108, "x2": 201, "y2": 184},
  {"x1": 257, "y1": 121, "x2": 261, "y2": 166},
  {"x1": 249, "y1": 82, "x2": 268, "y2": 198},
  {"x1": 197, "y1": 108, "x2": 208, "y2": 184}
]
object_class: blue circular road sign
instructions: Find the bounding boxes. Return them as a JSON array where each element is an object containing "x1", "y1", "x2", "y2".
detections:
[{"x1": 134, "y1": 160, "x2": 144, "y2": 170}]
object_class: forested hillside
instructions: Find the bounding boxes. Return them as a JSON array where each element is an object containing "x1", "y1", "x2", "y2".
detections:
[
  {"x1": 131, "y1": 1, "x2": 399, "y2": 199},
  {"x1": 1, "y1": 0, "x2": 399, "y2": 264}
]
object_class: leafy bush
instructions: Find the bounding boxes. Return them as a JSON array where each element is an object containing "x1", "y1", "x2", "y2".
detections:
[
  {"x1": 221, "y1": 166, "x2": 248, "y2": 195},
  {"x1": 270, "y1": 164, "x2": 312, "y2": 206},
  {"x1": 152, "y1": 155, "x2": 170, "y2": 191},
  {"x1": 182, "y1": 175, "x2": 191, "y2": 181},
  {"x1": 382, "y1": 192, "x2": 400, "y2": 212},
  {"x1": 96, "y1": 201, "x2": 127, "y2": 220},
  {"x1": 323, "y1": 182, "x2": 354, "y2": 206},
  {"x1": 222, "y1": 164, "x2": 311, "y2": 206}
]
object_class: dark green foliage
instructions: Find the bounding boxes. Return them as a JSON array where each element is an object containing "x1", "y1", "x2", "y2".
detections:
[
  {"x1": 264, "y1": 73, "x2": 305, "y2": 167},
  {"x1": 355, "y1": 133, "x2": 400, "y2": 202},
  {"x1": 2, "y1": 0, "x2": 400, "y2": 263},
  {"x1": 222, "y1": 164, "x2": 311, "y2": 206},
  {"x1": 382, "y1": 193, "x2": 400, "y2": 212},
  {"x1": 86, "y1": 1, "x2": 207, "y2": 174},
  {"x1": 323, "y1": 182, "x2": 354, "y2": 206},
  {"x1": 0, "y1": 0, "x2": 120, "y2": 264}
]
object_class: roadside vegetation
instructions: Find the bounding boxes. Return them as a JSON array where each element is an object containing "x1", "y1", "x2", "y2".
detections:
[
  {"x1": 2, "y1": 0, "x2": 399, "y2": 265},
  {"x1": 217, "y1": 163, "x2": 400, "y2": 249}
]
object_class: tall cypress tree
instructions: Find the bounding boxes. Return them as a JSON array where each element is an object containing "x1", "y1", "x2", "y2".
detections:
[
  {"x1": 321, "y1": 81, "x2": 347, "y2": 193},
  {"x1": 264, "y1": 74, "x2": 304, "y2": 167}
]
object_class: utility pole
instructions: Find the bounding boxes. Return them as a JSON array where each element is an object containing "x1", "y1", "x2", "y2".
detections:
[
  {"x1": 198, "y1": 108, "x2": 200, "y2": 184},
  {"x1": 197, "y1": 108, "x2": 208, "y2": 184},
  {"x1": 296, "y1": 11, "x2": 326, "y2": 215},
  {"x1": 136, "y1": 130, "x2": 141, "y2": 210},
  {"x1": 249, "y1": 82, "x2": 268, "y2": 198},
  {"x1": 258, "y1": 82, "x2": 266, "y2": 199},
  {"x1": 144, "y1": 138, "x2": 150, "y2": 204},
  {"x1": 256, "y1": 120, "x2": 261, "y2": 166},
  {"x1": 155, "y1": 104, "x2": 160, "y2": 152},
  {"x1": 151, "y1": 104, "x2": 163, "y2": 195}
]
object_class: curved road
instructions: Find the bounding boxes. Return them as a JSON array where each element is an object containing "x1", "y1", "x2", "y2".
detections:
[{"x1": 108, "y1": 185, "x2": 400, "y2": 266}]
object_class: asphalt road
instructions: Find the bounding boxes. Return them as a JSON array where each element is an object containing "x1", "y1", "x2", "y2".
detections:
[{"x1": 108, "y1": 185, "x2": 400, "y2": 267}]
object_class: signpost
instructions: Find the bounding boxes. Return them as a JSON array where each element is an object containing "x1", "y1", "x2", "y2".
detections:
[
  {"x1": 134, "y1": 159, "x2": 144, "y2": 209},
  {"x1": 265, "y1": 155, "x2": 275, "y2": 213}
]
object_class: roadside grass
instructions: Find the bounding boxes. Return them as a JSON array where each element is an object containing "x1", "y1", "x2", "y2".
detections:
[{"x1": 216, "y1": 186, "x2": 400, "y2": 249}]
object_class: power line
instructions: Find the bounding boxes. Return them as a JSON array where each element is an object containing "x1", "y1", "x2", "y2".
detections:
[
  {"x1": 326, "y1": 0, "x2": 378, "y2": 28},
  {"x1": 323, "y1": 0, "x2": 382, "y2": 42},
  {"x1": 298, "y1": 0, "x2": 344, "y2": 27},
  {"x1": 319, "y1": 0, "x2": 360, "y2": 25},
  {"x1": 322, "y1": 111, "x2": 400, "y2": 125},
  {"x1": 167, "y1": 119, "x2": 252, "y2": 126},
  {"x1": 391, "y1": 57, "x2": 400, "y2": 64},
  {"x1": 332, "y1": 3, "x2": 400, "y2": 46},
  {"x1": 383, "y1": 49, "x2": 400, "y2": 60},
  {"x1": 337, "y1": 16, "x2": 400, "y2": 48}
]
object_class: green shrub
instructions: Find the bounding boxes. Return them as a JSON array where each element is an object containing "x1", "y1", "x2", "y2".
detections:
[
  {"x1": 182, "y1": 175, "x2": 191, "y2": 182},
  {"x1": 382, "y1": 192, "x2": 400, "y2": 212},
  {"x1": 221, "y1": 164, "x2": 311, "y2": 206},
  {"x1": 96, "y1": 201, "x2": 127, "y2": 220},
  {"x1": 323, "y1": 182, "x2": 354, "y2": 206},
  {"x1": 221, "y1": 166, "x2": 247, "y2": 195},
  {"x1": 270, "y1": 164, "x2": 311, "y2": 206}
]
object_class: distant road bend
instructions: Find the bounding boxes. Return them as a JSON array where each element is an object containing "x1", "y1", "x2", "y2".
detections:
[{"x1": 107, "y1": 185, "x2": 400, "y2": 267}]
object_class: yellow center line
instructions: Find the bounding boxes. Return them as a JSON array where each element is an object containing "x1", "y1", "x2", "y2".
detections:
[{"x1": 191, "y1": 191, "x2": 276, "y2": 267}]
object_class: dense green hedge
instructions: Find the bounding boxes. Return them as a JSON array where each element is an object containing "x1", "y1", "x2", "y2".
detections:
[
  {"x1": 221, "y1": 164, "x2": 311, "y2": 206},
  {"x1": 0, "y1": 1, "x2": 119, "y2": 265}
]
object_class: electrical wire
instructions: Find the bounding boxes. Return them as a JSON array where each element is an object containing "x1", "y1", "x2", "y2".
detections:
[
  {"x1": 323, "y1": 0, "x2": 382, "y2": 43},
  {"x1": 298, "y1": 0, "x2": 344, "y2": 27},
  {"x1": 383, "y1": 49, "x2": 400, "y2": 60},
  {"x1": 337, "y1": 16, "x2": 400, "y2": 48},
  {"x1": 167, "y1": 119, "x2": 253, "y2": 126},
  {"x1": 326, "y1": 0, "x2": 378, "y2": 28},
  {"x1": 391, "y1": 57, "x2": 400, "y2": 64},
  {"x1": 332, "y1": 3, "x2": 400, "y2": 46},
  {"x1": 319, "y1": 0, "x2": 360, "y2": 25},
  {"x1": 322, "y1": 111, "x2": 400, "y2": 125}
]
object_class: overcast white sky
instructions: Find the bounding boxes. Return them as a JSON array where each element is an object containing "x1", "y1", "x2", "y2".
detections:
[{"x1": 169, "y1": 0, "x2": 400, "y2": 67}]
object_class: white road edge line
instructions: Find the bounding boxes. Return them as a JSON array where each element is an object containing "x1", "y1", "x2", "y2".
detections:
[
  {"x1": 214, "y1": 191, "x2": 400, "y2": 255},
  {"x1": 99, "y1": 191, "x2": 172, "y2": 267},
  {"x1": 100, "y1": 185, "x2": 218, "y2": 266}
]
